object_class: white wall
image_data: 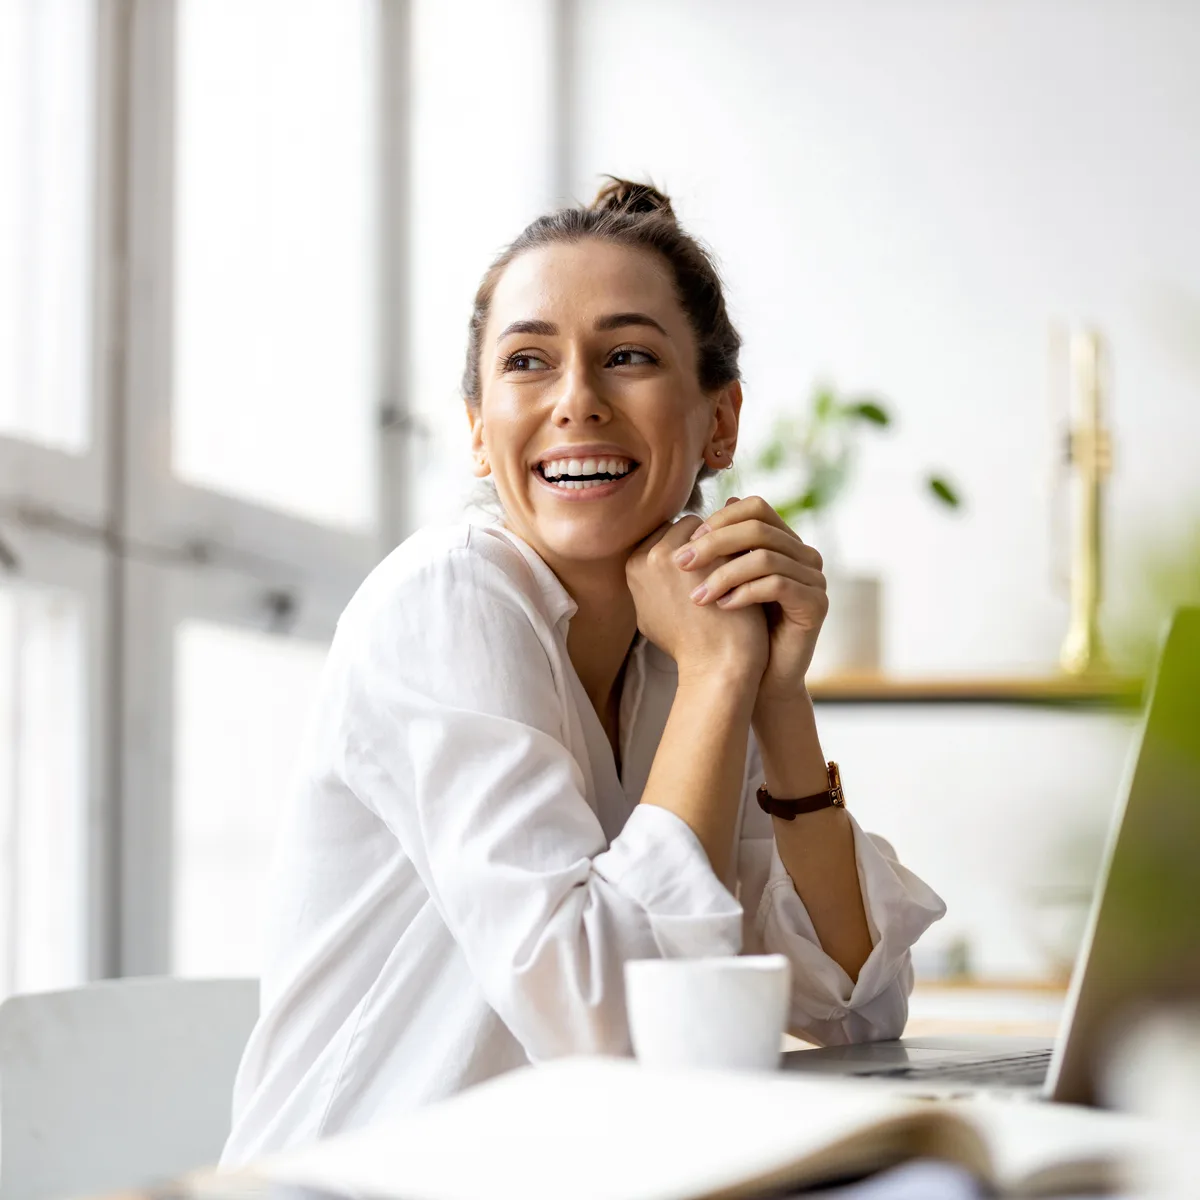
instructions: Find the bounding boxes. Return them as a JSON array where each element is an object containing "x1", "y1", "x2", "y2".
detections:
[
  {"x1": 406, "y1": 0, "x2": 1200, "y2": 978},
  {"x1": 563, "y1": 0, "x2": 1199, "y2": 978},
  {"x1": 570, "y1": 0, "x2": 1200, "y2": 675}
]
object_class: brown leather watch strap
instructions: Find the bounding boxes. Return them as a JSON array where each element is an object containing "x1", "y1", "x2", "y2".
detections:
[{"x1": 756, "y1": 761, "x2": 845, "y2": 821}]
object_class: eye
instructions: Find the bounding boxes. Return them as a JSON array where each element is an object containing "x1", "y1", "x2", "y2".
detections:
[
  {"x1": 502, "y1": 351, "x2": 552, "y2": 372},
  {"x1": 609, "y1": 346, "x2": 658, "y2": 367}
]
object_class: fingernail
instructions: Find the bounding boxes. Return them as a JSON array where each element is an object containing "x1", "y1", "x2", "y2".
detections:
[
  {"x1": 688, "y1": 523, "x2": 710, "y2": 543},
  {"x1": 674, "y1": 547, "x2": 695, "y2": 567},
  {"x1": 689, "y1": 584, "x2": 707, "y2": 603},
  {"x1": 725, "y1": 497, "x2": 739, "y2": 507},
  {"x1": 716, "y1": 593, "x2": 733, "y2": 605}
]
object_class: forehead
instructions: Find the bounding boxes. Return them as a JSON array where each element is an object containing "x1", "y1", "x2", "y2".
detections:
[{"x1": 487, "y1": 239, "x2": 682, "y2": 334}]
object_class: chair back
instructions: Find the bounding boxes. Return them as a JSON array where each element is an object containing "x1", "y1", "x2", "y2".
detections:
[{"x1": 0, "y1": 976, "x2": 259, "y2": 1200}]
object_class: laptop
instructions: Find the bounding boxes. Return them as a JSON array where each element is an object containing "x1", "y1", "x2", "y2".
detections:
[{"x1": 782, "y1": 607, "x2": 1200, "y2": 1105}]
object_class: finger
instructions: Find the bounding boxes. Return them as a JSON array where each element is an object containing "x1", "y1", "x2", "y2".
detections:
[
  {"x1": 713, "y1": 575, "x2": 830, "y2": 619},
  {"x1": 648, "y1": 514, "x2": 706, "y2": 560},
  {"x1": 691, "y1": 549, "x2": 826, "y2": 605},
  {"x1": 677, "y1": 520, "x2": 818, "y2": 572},
  {"x1": 690, "y1": 495, "x2": 792, "y2": 543}
]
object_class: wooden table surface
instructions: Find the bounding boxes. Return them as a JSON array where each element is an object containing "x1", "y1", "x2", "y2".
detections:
[{"x1": 784, "y1": 980, "x2": 1067, "y2": 1050}]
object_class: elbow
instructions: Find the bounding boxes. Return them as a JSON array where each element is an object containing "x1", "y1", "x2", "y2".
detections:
[
  {"x1": 796, "y1": 960, "x2": 913, "y2": 1048},
  {"x1": 844, "y1": 962, "x2": 913, "y2": 1044}
]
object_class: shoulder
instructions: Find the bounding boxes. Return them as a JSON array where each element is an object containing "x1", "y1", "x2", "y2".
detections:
[
  {"x1": 330, "y1": 521, "x2": 567, "y2": 725},
  {"x1": 338, "y1": 521, "x2": 550, "y2": 641}
]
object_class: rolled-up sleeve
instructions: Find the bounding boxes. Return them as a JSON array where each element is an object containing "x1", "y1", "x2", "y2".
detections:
[
  {"x1": 736, "y1": 736, "x2": 945, "y2": 1046},
  {"x1": 331, "y1": 543, "x2": 743, "y2": 1062}
]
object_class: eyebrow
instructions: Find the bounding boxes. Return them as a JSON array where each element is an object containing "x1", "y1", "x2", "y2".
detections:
[{"x1": 495, "y1": 312, "x2": 669, "y2": 344}]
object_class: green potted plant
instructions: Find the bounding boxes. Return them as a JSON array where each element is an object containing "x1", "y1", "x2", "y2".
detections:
[{"x1": 717, "y1": 382, "x2": 962, "y2": 677}]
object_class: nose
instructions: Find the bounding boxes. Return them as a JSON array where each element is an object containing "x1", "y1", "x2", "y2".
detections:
[{"x1": 550, "y1": 358, "x2": 611, "y2": 428}]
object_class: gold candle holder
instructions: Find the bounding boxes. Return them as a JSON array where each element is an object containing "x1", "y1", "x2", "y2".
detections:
[{"x1": 1057, "y1": 328, "x2": 1112, "y2": 675}]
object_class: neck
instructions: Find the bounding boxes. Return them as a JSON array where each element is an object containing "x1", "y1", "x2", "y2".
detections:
[
  {"x1": 560, "y1": 557, "x2": 639, "y2": 717},
  {"x1": 496, "y1": 522, "x2": 639, "y2": 717},
  {"x1": 532, "y1": 547, "x2": 638, "y2": 714}
]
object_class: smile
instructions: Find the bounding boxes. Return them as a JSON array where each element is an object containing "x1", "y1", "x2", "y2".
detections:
[{"x1": 532, "y1": 458, "x2": 641, "y2": 499}]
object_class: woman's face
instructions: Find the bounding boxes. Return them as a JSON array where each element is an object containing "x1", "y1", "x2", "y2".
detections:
[{"x1": 470, "y1": 239, "x2": 740, "y2": 566}]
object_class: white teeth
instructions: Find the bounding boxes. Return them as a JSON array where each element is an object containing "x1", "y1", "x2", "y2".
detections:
[
  {"x1": 538, "y1": 456, "x2": 635, "y2": 478},
  {"x1": 549, "y1": 477, "x2": 614, "y2": 491}
]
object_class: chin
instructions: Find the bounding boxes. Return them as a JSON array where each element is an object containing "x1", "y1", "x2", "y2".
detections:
[{"x1": 534, "y1": 505, "x2": 679, "y2": 564}]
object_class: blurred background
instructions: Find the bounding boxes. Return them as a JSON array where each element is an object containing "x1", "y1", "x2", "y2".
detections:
[{"x1": 1, "y1": 0, "x2": 1197, "y2": 1001}]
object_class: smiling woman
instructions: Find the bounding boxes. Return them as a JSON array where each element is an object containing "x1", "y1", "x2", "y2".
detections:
[{"x1": 218, "y1": 177, "x2": 945, "y2": 1167}]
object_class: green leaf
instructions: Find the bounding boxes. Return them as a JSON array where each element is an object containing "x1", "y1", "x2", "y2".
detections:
[
  {"x1": 927, "y1": 475, "x2": 961, "y2": 507},
  {"x1": 847, "y1": 399, "x2": 891, "y2": 426},
  {"x1": 813, "y1": 387, "x2": 838, "y2": 422},
  {"x1": 775, "y1": 489, "x2": 823, "y2": 524}
]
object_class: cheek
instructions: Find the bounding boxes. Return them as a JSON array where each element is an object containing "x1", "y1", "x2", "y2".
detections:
[
  {"x1": 481, "y1": 394, "x2": 536, "y2": 458},
  {"x1": 645, "y1": 394, "x2": 707, "y2": 465}
]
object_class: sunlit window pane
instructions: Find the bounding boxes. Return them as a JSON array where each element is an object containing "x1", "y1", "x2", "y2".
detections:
[
  {"x1": 172, "y1": 619, "x2": 328, "y2": 978},
  {"x1": 0, "y1": 0, "x2": 93, "y2": 451},
  {"x1": 0, "y1": 582, "x2": 87, "y2": 999},
  {"x1": 172, "y1": 0, "x2": 379, "y2": 530}
]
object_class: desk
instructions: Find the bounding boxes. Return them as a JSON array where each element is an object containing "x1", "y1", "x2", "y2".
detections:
[{"x1": 806, "y1": 674, "x2": 1142, "y2": 708}]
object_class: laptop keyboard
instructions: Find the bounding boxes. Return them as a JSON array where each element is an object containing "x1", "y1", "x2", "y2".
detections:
[{"x1": 856, "y1": 1049, "x2": 1053, "y2": 1087}]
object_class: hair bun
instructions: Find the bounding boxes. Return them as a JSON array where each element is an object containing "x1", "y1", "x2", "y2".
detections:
[{"x1": 589, "y1": 175, "x2": 677, "y2": 221}]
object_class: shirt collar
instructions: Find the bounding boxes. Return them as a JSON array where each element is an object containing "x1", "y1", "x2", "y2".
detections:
[
  {"x1": 483, "y1": 521, "x2": 578, "y2": 630},
  {"x1": 482, "y1": 521, "x2": 649, "y2": 653}
]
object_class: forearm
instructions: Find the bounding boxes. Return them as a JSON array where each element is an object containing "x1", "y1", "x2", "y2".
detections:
[
  {"x1": 640, "y1": 666, "x2": 759, "y2": 881},
  {"x1": 752, "y1": 691, "x2": 874, "y2": 981}
]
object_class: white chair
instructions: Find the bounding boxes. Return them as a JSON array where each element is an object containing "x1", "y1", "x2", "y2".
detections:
[{"x1": 0, "y1": 976, "x2": 259, "y2": 1200}]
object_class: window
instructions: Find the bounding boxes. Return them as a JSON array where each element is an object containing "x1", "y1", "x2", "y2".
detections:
[
  {"x1": 172, "y1": 0, "x2": 380, "y2": 530},
  {"x1": 0, "y1": 581, "x2": 87, "y2": 998},
  {"x1": 0, "y1": 0, "x2": 94, "y2": 451},
  {"x1": 1, "y1": 0, "x2": 403, "y2": 986},
  {"x1": 172, "y1": 620, "x2": 328, "y2": 977}
]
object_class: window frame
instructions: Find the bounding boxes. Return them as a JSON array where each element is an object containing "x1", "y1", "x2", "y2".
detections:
[{"x1": 3, "y1": 0, "x2": 412, "y2": 982}]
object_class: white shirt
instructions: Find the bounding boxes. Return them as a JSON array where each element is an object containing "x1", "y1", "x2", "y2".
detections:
[{"x1": 220, "y1": 521, "x2": 945, "y2": 1167}]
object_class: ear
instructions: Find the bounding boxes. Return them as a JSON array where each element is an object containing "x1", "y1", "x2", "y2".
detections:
[
  {"x1": 465, "y1": 401, "x2": 491, "y2": 478},
  {"x1": 704, "y1": 379, "x2": 743, "y2": 469}
]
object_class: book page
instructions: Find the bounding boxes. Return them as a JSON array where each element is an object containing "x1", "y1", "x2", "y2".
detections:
[
  {"x1": 248, "y1": 1057, "x2": 984, "y2": 1200},
  {"x1": 947, "y1": 1096, "x2": 1151, "y2": 1197}
]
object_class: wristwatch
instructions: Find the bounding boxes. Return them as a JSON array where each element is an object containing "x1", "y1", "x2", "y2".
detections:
[{"x1": 756, "y1": 760, "x2": 845, "y2": 821}]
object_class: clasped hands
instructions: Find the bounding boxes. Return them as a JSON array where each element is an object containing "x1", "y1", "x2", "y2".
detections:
[{"x1": 625, "y1": 496, "x2": 828, "y2": 704}]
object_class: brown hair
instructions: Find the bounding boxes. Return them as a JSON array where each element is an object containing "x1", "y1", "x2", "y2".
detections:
[{"x1": 462, "y1": 175, "x2": 743, "y2": 515}]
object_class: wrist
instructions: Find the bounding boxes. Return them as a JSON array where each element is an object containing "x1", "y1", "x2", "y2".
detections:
[
  {"x1": 752, "y1": 691, "x2": 829, "y2": 799},
  {"x1": 675, "y1": 658, "x2": 762, "y2": 703},
  {"x1": 752, "y1": 685, "x2": 815, "y2": 731}
]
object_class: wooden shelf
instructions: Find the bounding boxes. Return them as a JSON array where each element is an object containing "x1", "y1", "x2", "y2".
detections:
[{"x1": 807, "y1": 672, "x2": 1143, "y2": 708}]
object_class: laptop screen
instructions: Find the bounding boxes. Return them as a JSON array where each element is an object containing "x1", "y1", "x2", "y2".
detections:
[{"x1": 1048, "y1": 607, "x2": 1200, "y2": 1105}]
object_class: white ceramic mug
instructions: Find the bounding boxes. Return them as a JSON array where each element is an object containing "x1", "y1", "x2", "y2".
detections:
[{"x1": 624, "y1": 954, "x2": 792, "y2": 1071}]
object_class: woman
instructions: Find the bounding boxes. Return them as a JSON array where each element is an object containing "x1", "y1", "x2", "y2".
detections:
[{"x1": 220, "y1": 177, "x2": 944, "y2": 1166}]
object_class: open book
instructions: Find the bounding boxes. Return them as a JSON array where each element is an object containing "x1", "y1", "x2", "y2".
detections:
[{"x1": 238, "y1": 1057, "x2": 1149, "y2": 1199}]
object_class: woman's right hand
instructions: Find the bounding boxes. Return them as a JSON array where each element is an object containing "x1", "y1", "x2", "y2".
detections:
[{"x1": 626, "y1": 515, "x2": 769, "y2": 684}]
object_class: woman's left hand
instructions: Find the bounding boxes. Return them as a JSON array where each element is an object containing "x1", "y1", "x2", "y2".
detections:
[{"x1": 673, "y1": 495, "x2": 827, "y2": 704}]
